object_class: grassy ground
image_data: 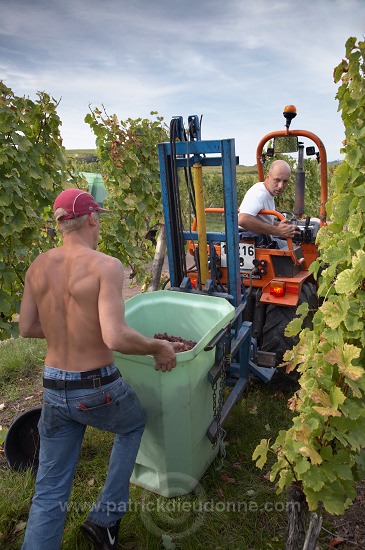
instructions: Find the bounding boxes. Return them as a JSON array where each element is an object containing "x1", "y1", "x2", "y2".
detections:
[{"x1": 0, "y1": 338, "x2": 345, "y2": 549}]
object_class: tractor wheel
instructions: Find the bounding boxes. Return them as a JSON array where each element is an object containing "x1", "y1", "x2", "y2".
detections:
[{"x1": 261, "y1": 282, "x2": 318, "y2": 368}]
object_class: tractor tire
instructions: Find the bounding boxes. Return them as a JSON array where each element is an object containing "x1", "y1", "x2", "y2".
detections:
[{"x1": 261, "y1": 282, "x2": 318, "y2": 368}]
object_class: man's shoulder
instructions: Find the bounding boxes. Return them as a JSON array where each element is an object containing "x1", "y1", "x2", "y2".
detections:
[
  {"x1": 29, "y1": 248, "x2": 121, "y2": 271},
  {"x1": 93, "y1": 251, "x2": 123, "y2": 273},
  {"x1": 243, "y1": 181, "x2": 266, "y2": 200},
  {"x1": 249, "y1": 181, "x2": 266, "y2": 192},
  {"x1": 82, "y1": 248, "x2": 119, "y2": 266},
  {"x1": 27, "y1": 250, "x2": 52, "y2": 270}
]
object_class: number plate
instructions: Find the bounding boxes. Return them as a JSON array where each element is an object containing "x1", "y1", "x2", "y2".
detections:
[{"x1": 220, "y1": 243, "x2": 255, "y2": 270}]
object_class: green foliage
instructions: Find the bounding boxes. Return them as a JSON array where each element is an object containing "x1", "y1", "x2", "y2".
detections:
[
  {"x1": 85, "y1": 109, "x2": 168, "y2": 283},
  {"x1": 253, "y1": 37, "x2": 365, "y2": 516},
  {"x1": 265, "y1": 154, "x2": 321, "y2": 217},
  {"x1": 0, "y1": 83, "x2": 72, "y2": 339}
]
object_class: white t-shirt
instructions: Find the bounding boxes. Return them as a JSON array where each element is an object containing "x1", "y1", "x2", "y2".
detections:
[{"x1": 238, "y1": 182, "x2": 275, "y2": 226}]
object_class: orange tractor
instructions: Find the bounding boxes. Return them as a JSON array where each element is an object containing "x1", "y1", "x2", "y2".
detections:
[{"x1": 183, "y1": 106, "x2": 328, "y2": 370}]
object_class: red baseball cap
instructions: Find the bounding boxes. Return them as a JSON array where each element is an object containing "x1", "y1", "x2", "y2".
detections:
[{"x1": 54, "y1": 188, "x2": 111, "y2": 221}]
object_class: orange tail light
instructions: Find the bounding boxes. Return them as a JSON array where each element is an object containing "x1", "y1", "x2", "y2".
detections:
[{"x1": 270, "y1": 281, "x2": 286, "y2": 297}]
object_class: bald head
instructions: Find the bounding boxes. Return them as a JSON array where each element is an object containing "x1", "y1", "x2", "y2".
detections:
[
  {"x1": 268, "y1": 160, "x2": 291, "y2": 176},
  {"x1": 265, "y1": 160, "x2": 291, "y2": 197}
]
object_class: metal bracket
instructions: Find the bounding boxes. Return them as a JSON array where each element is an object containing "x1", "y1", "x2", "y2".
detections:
[
  {"x1": 256, "y1": 350, "x2": 277, "y2": 368},
  {"x1": 180, "y1": 277, "x2": 192, "y2": 290},
  {"x1": 203, "y1": 278, "x2": 215, "y2": 292}
]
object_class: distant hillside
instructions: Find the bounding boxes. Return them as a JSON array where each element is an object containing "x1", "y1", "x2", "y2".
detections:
[
  {"x1": 67, "y1": 149, "x2": 98, "y2": 163},
  {"x1": 66, "y1": 149, "x2": 258, "y2": 172},
  {"x1": 66, "y1": 149, "x2": 341, "y2": 172}
]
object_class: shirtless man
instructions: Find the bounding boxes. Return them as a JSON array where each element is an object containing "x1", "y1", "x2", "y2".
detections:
[
  {"x1": 19, "y1": 188, "x2": 182, "y2": 550},
  {"x1": 238, "y1": 159, "x2": 300, "y2": 248}
]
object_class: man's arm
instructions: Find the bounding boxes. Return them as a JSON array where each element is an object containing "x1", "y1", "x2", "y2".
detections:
[
  {"x1": 238, "y1": 213, "x2": 299, "y2": 239},
  {"x1": 19, "y1": 270, "x2": 45, "y2": 339},
  {"x1": 98, "y1": 258, "x2": 181, "y2": 372}
]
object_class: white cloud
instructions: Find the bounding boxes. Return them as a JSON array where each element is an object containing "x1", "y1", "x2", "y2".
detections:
[{"x1": 0, "y1": 0, "x2": 364, "y2": 162}]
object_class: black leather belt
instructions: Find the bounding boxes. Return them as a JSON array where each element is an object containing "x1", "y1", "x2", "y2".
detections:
[{"x1": 43, "y1": 370, "x2": 120, "y2": 390}]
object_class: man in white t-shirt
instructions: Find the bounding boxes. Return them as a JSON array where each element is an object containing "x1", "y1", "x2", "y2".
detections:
[{"x1": 238, "y1": 159, "x2": 300, "y2": 248}]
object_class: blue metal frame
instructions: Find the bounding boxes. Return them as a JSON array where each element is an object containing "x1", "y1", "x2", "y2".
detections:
[
  {"x1": 158, "y1": 125, "x2": 273, "y2": 446},
  {"x1": 158, "y1": 138, "x2": 242, "y2": 308}
]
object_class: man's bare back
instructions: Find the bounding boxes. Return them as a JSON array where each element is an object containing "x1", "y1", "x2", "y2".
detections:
[
  {"x1": 23, "y1": 246, "x2": 115, "y2": 371},
  {"x1": 20, "y1": 190, "x2": 181, "y2": 373}
]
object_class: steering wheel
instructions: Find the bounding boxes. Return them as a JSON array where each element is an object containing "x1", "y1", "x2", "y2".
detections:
[{"x1": 277, "y1": 210, "x2": 296, "y2": 220}]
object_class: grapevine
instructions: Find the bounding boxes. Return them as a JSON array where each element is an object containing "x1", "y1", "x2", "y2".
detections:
[
  {"x1": 253, "y1": 36, "x2": 365, "y2": 522},
  {"x1": 0, "y1": 83, "x2": 79, "y2": 339},
  {"x1": 84, "y1": 109, "x2": 168, "y2": 285}
]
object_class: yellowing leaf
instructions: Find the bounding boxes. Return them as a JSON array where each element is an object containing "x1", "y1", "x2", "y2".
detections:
[
  {"x1": 304, "y1": 487, "x2": 320, "y2": 511},
  {"x1": 327, "y1": 344, "x2": 363, "y2": 380},
  {"x1": 299, "y1": 445, "x2": 323, "y2": 465},
  {"x1": 310, "y1": 388, "x2": 332, "y2": 408},
  {"x1": 312, "y1": 406, "x2": 341, "y2": 417},
  {"x1": 321, "y1": 297, "x2": 349, "y2": 328},
  {"x1": 287, "y1": 394, "x2": 299, "y2": 412}
]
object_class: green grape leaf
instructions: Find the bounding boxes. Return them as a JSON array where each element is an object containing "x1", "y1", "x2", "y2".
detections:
[
  {"x1": 320, "y1": 463, "x2": 337, "y2": 483},
  {"x1": 294, "y1": 458, "x2": 311, "y2": 476},
  {"x1": 335, "y1": 268, "x2": 362, "y2": 294},
  {"x1": 284, "y1": 317, "x2": 303, "y2": 337},
  {"x1": 303, "y1": 465, "x2": 325, "y2": 491},
  {"x1": 252, "y1": 439, "x2": 270, "y2": 470},
  {"x1": 275, "y1": 468, "x2": 294, "y2": 493},
  {"x1": 347, "y1": 211, "x2": 363, "y2": 235},
  {"x1": 341, "y1": 398, "x2": 365, "y2": 420},
  {"x1": 344, "y1": 313, "x2": 364, "y2": 332}
]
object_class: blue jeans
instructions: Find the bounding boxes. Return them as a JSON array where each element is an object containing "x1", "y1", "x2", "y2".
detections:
[{"x1": 22, "y1": 364, "x2": 145, "y2": 550}]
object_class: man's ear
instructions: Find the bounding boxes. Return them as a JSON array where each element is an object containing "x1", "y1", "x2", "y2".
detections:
[{"x1": 88, "y1": 212, "x2": 98, "y2": 226}]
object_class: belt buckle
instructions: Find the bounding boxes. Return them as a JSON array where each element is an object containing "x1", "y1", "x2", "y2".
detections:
[{"x1": 92, "y1": 378, "x2": 102, "y2": 389}]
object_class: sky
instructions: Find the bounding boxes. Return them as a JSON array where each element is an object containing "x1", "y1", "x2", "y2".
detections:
[{"x1": 1, "y1": 0, "x2": 365, "y2": 165}]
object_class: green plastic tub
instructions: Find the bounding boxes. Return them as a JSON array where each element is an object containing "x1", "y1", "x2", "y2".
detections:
[
  {"x1": 81, "y1": 172, "x2": 107, "y2": 205},
  {"x1": 114, "y1": 290, "x2": 235, "y2": 497}
]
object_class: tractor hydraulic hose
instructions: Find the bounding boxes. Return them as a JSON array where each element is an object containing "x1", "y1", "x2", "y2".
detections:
[
  {"x1": 192, "y1": 162, "x2": 210, "y2": 287},
  {"x1": 168, "y1": 118, "x2": 187, "y2": 284}
]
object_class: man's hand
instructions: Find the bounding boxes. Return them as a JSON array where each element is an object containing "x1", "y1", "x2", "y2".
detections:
[
  {"x1": 276, "y1": 219, "x2": 301, "y2": 239},
  {"x1": 153, "y1": 340, "x2": 185, "y2": 372}
]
